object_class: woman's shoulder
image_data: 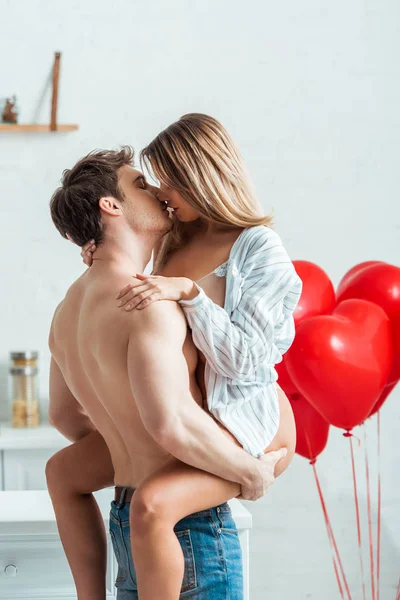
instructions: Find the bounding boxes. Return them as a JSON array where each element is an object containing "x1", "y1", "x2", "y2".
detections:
[
  {"x1": 232, "y1": 225, "x2": 299, "y2": 287},
  {"x1": 234, "y1": 225, "x2": 285, "y2": 265}
]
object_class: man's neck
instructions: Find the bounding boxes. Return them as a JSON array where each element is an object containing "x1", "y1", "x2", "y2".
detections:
[{"x1": 90, "y1": 228, "x2": 158, "y2": 274}]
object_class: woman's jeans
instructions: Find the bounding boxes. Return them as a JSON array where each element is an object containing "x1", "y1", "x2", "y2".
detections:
[{"x1": 109, "y1": 488, "x2": 244, "y2": 599}]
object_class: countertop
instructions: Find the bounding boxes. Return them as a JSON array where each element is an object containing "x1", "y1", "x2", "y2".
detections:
[{"x1": 0, "y1": 422, "x2": 69, "y2": 450}]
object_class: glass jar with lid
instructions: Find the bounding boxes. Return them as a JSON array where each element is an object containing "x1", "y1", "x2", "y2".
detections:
[{"x1": 9, "y1": 351, "x2": 40, "y2": 428}]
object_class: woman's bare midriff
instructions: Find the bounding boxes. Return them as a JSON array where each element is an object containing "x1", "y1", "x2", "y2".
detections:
[{"x1": 196, "y1": 352, "x2": 296, "y2": 478}]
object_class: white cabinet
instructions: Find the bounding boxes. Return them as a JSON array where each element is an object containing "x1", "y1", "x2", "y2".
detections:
[
  {"x1": 0, "y1": 422, "x2": 69, "y2": 491},
  {"x1": 3, "y1": 449, "x2": 57, "y2": 491},
  {"x1": 0, "y1": 490, "x2": 117, "y2": 600},
  {"x1": 1, "y1": 532, "x2": 88, "y2": 599}
]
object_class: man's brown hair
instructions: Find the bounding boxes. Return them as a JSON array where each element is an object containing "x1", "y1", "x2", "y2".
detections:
[{"x1": 50, "y1": 146, "x2": 134, "y2": 247}]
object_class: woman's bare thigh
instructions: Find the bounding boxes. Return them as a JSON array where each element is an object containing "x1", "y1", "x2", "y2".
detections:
[
  {"x1": 133, "y1": 457, "x2": 241, "y2": 524},
  {"x1": 133, "y1": 387, "x2": 295, "y2": 524}
]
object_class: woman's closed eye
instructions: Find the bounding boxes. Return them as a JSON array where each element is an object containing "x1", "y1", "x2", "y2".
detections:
[{"x1": 138, "y1": 177, "x2": 147, "y2": 189}]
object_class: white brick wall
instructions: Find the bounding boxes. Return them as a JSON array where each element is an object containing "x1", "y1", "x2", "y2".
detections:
[{"x1": 1, "y1": 1, "x2": 399, "y2": 597}]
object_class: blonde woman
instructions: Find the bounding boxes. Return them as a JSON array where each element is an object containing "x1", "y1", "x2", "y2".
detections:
[{"x1": 73, "y1": 114, "x2": 303, "y2": 597}]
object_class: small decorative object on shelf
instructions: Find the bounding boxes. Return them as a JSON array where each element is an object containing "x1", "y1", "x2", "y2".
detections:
[
  {"x1": 0, "y1": 52, "x2": 78, "y2": 133},
  {"x1": 9, "y1": 351, "x2": 40, "y2": 428},
  {"x1": 1, "y1": 95, "x2": 18, "y2": 124}
]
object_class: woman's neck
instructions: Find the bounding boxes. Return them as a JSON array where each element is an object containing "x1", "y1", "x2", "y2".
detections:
[{"x1": 193, "y1": 218, "x2": 243, "y2": 237}]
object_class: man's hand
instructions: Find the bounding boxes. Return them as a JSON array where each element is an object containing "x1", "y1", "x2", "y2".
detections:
[{"x1": 239, "y1": 448, "x2": 287, "y2": 501}]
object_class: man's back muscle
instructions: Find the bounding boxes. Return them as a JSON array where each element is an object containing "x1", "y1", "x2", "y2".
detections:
[{"x1": 49, "y1": 267, "x2": 200, "y2": 487}]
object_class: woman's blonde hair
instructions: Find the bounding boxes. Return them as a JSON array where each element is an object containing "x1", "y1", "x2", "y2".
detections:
[{"x1": 140, "y1": 113, "x2": 272, "y2": 272}]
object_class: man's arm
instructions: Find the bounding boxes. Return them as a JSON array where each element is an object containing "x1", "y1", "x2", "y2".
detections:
[
  {"x1": 49, "y1": 357, "x2": 96, "y2": 442},
  {"x1": 127, "y1": 300, "x2": 268, "y2": 496}
]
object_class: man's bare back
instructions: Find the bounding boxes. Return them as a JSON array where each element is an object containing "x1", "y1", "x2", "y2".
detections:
[{"x1": 49, "y1": 263, "x2": 202, "y2": 487}]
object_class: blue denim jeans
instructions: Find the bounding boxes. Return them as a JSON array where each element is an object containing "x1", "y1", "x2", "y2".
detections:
[{"x1": 109, "y1": 487, "x2": 244, "y2": 599}]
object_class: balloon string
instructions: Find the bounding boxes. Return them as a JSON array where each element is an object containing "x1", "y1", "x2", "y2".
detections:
[
  {"x1": 310, "y1": 459, "x2": 344, "y2": 600},
  {"x1": 304, "y1": 433, "x2": 347, "y2": 599},
  {"x1": 305, "y1": 431, "x2": 351, "y2": 599},
  {"x1": 363, "y1": 425, "x2": 376, "y2": 600},
  {"x1": 311, "y1": 460, "x2": 352, "y2": 600},
  {"x1": 311, "y1": 461, "x2": 344, "y2": 599},
  {"x1": 344, "y1": 432, "x2": 367, "y2": 600},
  {"x1": 332, "y1": 553, "x2": 345, "y2": 600},
  {"x1": 376, "y1": 412, "x2": 382, "y2": 600}
]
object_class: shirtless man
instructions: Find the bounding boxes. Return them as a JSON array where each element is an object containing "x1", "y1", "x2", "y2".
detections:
[{"x1": 46, "y1": 148, "x2": 286, "y2": 599}]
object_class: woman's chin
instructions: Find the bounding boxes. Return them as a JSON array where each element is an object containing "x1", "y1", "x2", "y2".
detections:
[
  {"x1": 174, "y1": 213, "x2": 200, "y2": 223},
  {"x1": 172, "y1": 213, "x2": 186, "y2": 222}
]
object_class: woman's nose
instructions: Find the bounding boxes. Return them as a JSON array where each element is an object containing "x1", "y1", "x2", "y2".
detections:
[
  {"x1": 156, "y1": 188, "x2": 168, "y2": 202},
  {"x1": 150, "y1": 185, "x2": 161, "y2": 199}
]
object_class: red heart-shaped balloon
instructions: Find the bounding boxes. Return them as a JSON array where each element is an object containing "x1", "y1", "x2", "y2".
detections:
[
  {"x1": 276, "y1": 261, "x2": 336, "y2": 397},
  {"x1": 369, "y1": 316, "x2": 400, "y2": 416},
  {"x1": 293, "y1": 260, "x2": 336, "y2": 324},
  {"x1": 336, "y1": 261, "x2": 385, "y2": 300},
  {"x1": 336, "y1": 262, "x2": 400, "y2": 382},
  {"x1": 286, "y1": 299, "x2": 393, "y2": 430},
  {"x1": 389, "y1": 313, "x2": 400, "y2": 382},
  {"x1": 276, "y1": 358, "x2": 299, "y2": 396},
  {"x1": 289, "y1": 393, "x2": 330, "y2": 461},
  {"x1": 369, "y1": 380, "x2": 398, "y2": 417}
]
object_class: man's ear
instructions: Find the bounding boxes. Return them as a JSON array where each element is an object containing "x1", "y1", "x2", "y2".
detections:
[{"x1": 98, "y1": 196, "x2": 122, "y2": 216}]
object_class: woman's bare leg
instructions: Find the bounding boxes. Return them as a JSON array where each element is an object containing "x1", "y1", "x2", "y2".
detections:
[
  {"x1": 129, "y1": 458, "x2": 240, "y2": 600},
  {"x1": 46, "y1": 431, "x2": 115, "y2": 600}
]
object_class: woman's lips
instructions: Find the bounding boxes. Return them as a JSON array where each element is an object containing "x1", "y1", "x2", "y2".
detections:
[
  {"x1": 166, "y1": 204, "x2": 179, "y2": 213},
  {"x1": 166, "y1": 207, "x2": 179, "y2": 219}
]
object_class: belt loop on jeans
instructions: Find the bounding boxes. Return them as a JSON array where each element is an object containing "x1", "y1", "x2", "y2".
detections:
[{"x1": 116, "y1": 486, "x2": 128, "y2": 509}]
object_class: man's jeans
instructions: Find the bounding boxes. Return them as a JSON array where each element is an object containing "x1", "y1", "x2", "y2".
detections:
[{"x1": 109, "y1": 489, "x2": 244, "y2": 599}]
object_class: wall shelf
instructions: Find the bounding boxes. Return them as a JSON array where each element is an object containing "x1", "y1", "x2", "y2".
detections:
[
  {"x1": 1, "y1": 52, "x2": 78, "y2": 134},
  {"x1": 0, "y1": 124, "x2": 78, "y2": 133}
]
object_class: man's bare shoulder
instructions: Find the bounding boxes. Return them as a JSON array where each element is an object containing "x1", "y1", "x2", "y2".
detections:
[
  {"x1": 48, "y1": 300, "x2": 65, "y2": 350},
  {"x1": 53, "y1": 299, "x2": 64, "y2": 316},
  {"x1": 126, "y1": 300, "x2": 187, "y2": 339},
  {"x1": 49, "y1": 276, "x2": 85, "y2": 333}
]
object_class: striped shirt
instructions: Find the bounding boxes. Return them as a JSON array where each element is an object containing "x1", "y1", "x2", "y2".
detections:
[{"x1": 179, "y1": 225, "x2": 302, "y2": 457}]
